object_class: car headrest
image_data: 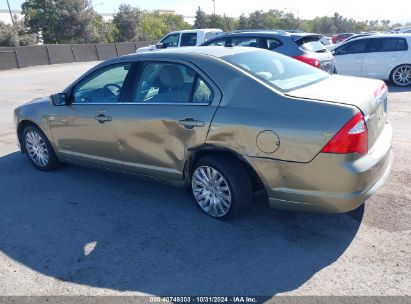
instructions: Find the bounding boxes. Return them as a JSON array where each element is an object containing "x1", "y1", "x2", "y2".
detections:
[{"x1": 158, "y1": 65, "x2": 184, "y2": 88}]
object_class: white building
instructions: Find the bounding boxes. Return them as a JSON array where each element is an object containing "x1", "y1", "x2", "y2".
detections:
[{"x1": 0, "y1": 9, "x2": 23, "y2": 24}]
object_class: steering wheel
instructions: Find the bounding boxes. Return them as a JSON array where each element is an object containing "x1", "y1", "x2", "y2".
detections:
[{"x1": 103, "y1": 83, "x2": 122, "y2": 96}]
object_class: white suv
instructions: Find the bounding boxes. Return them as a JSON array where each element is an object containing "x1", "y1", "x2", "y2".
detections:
[
  {"x1": 332, "y1": 34, "x2": 411, "y2": 86},
  {"x1": 136, "y1": 29, "x2": 223, "y2": 53}
]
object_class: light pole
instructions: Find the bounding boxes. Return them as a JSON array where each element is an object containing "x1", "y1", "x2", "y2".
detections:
[
  {"x1": 212, "y1": 0, "x2": 215, "y2": 15},
  {"x1": 6, "y1": 0, "x2": 14, "y2": 26}
]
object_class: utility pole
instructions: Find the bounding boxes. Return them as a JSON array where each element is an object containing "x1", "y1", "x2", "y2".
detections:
[{"x1": 6, "y1": 0, "x2": 15, "y2": 26}]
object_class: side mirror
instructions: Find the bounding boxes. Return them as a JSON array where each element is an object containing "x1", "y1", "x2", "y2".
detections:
[
  {"x1": 51, "y1": 93, "x2": 68, "y2": 106},
  {"x1": 156, "y1": 43, "x2": 167, "y2": 49},
  {"x1": 331, "y1": 50, "x2": 336, "y2": 55}
]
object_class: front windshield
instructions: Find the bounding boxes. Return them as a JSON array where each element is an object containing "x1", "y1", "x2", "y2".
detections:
[{"x1": 221, "y1": 50, "x2": 329, "y2": 92}]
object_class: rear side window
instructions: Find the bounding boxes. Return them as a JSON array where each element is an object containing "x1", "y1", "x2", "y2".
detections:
[
  {"x1": 369, "y1": 38, "x2": 408, "y2": 52},
  {"x1": 230, "y1": 37, "x2": 259, "y2": 47},
  {"x1": 334, "y1": 39, "x2": 368, "y2": 55},
  {"x1": 134, "y1": 63, "x2": 213, "y2": 104},
  {"x1": 180, "y1": 33, "x2": 198, "y2": 46},
  {"x1": 266, "y1": 39, "x2": 282, "y2": 50}
]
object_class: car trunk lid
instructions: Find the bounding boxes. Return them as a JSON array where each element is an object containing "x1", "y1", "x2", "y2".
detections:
[{"x1": 286, "y1": 75, "x2": 388, "y2": 150}]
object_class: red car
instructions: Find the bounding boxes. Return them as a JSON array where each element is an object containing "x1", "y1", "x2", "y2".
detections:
[{"x1": 332, "y1": 33, "x2": 355, "y2": 44}]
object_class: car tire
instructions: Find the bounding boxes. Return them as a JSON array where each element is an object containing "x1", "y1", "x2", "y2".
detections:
[
  {"x1": 390, "y1": 64, "x2": 411, "y2": 87},
  {"x1": 22, "y1": 124, "x2": 59, "y2": 171},
  {"x1": 191, "y1": 154, "x2": 252, "y2": 220}
]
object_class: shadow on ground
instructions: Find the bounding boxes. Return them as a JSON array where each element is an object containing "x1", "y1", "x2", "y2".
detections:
[
  {"x1": 387, "y1": 84, "x2": 411, "y2": 92},
  {"x1": 0, "y1": 152, "x2": 364, "y2": 296}
]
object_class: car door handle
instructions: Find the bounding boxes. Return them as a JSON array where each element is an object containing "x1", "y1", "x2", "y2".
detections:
[
  {"x1": 178, "y1": 118, "x2": 205, "y2": 129},
  {"x1": 95, "y1": 114, "x2": 112, "y2": 123}
]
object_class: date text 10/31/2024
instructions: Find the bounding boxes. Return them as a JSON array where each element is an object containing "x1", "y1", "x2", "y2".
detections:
[{"x1": 149, "y1": 296, "x2": 258, "y2": 303}]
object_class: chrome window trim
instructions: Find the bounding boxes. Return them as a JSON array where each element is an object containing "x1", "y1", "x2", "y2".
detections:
[{"x1": 70, "y1": 102, "x2": 211, "y2": 106}]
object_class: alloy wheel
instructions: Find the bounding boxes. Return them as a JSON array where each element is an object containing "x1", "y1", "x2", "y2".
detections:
[
  {"x1": 393, "y1": 65, "x2": 411, "y2": 86},
  {"x1": 25, "y1": 130, "x2": 49, "y2": 167},
  {"x1": 192, "y1": 166, "x2": 232, "y2": 218}
]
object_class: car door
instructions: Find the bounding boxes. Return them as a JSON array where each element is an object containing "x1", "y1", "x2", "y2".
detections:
[
  {"x1": 333, "y1": 39, "x2": 370, "y2": 76},
  {"x1": 48, "y1": 62, "x2": 137, "y2": 168},
  {"x1": 112, "y1": 60, "x2": 221, "y2": 180},
  {"x1": 361, "y1": 37, "x2": 408, "y2": 79}
]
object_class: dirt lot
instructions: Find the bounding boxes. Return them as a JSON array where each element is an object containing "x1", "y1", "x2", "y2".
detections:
[{"x1": 0, "y1": 63, "x2": 410, "y2": 297}]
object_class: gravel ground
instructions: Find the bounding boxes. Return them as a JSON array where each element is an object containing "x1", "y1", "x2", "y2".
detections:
[{"x1": 0, "y1": 63, "x2": 410, "y2": 297}]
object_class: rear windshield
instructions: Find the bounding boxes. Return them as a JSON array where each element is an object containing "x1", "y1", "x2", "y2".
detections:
[
  {"x1": 221, "y1": 50, "x2": 329, "y2": 92},
  {"x1": 295, "y1": 35, "x2": 327, "y2": 52}
]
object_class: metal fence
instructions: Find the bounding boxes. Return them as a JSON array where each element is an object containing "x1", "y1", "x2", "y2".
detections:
[{"x1": 0, "y1": 41, "x2": 150, "y2": 70}]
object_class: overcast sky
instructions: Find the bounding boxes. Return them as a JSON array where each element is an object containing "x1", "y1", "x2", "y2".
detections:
[{"x1": 5, "y1": 0, "x2": 411, "y2": 23}]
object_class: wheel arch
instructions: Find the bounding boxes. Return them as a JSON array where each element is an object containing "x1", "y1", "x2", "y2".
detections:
[
  {"x1": 17, "y1": 120, "x2": 43, "y2": 153},
  {"x1": 183, "y1": 144, "x2": 265, "y2": 192}
]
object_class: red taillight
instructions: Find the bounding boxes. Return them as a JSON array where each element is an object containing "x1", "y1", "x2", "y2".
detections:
[
  {"x1": 321, "y1": 113, "x2": 368, "y2": 155},
  {"x1": 293, "y1": 55, "x2": 321, "y2": 68}
]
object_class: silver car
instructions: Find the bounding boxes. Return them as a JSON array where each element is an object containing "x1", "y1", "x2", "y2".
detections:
[{"x1": 14, "y1": 47, "x2": 392, "y2": 219}]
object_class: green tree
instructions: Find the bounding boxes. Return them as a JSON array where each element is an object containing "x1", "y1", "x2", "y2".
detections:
[
  {"x1": 0, "y1": 18, "x2": 36, "y2": 47},
  {"x1": 194, "y1": 7, "x2": 207, "y2": 29},
  {"x1": 139, "y1": 13, "x2": 167, "y2": 41},
  {"x1": 207, "y1": 14, "x2": 227, "y2": 31},
  {"x1": 161, "y1": 13, "x2": 191, "y2": 32},
  {"x1": 239, "y1": 14, "x2": 248, "y2": 29},
  {"x1": 247, "y1": 10, "x2": 266, "y2": 29},
  {"x1": 113, "y1": 4, "x2": 142, "y2": 41},
  {"x1": 21, "y1": 0, "x2": 102, "y2": 44}
]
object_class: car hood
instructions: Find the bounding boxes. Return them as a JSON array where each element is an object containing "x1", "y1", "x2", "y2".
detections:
[
  {"x1": 25, "y1": 96, "x2": 51, "y2": 106},
  {"x1": 285, "y1": 75, "x2": 385, "y2": 115},
  {"x1": 136, "y1": 45, "x2": 156, "y2": 53}
]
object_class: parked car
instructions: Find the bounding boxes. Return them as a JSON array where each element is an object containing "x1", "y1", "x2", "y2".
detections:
[
  {"x1": 136, "y1": 29, "x2": 223, "y2": 53},
  {"x1": 320, "y1": 35, "x2": 332, "y2": 45},
  {"x1": 389, "y1": 26, "x2": 411, "y2": 34},
  {"x1": 202, "y1": 30, "x2": 335, "y2": 73},
  {"x1": 327, "y1": 33, "x2": 378, "y2": 51},
  {"x1": 332, "y1": 34, "x2": 411, "y2": 86},
  {"x1": 332, "y1": 33, "x2": 355, "y2": 44},
  {"x1": 14, "y1": 47, "x2": 392, "y2": 219}
]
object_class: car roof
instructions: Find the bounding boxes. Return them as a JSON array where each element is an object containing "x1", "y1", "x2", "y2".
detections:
[
  {"x1": 347, "y1": 33, "x2": 411, "y2": 41},
  {"x1": 204, "y1": 30, "x2": 322, "y2": 41},
  {"x1": 169, "y1": 29, "x2": 222, "y2": 34},
  {"x1": 122, "y1": 46, "x2": 262, "y2": 60}
]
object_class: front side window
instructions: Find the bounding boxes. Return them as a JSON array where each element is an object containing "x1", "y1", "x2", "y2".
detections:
[
  {"x1": 180, "y1": 33, "x2": 198, "y2": 46},
  {"x1": 334, "y1": 39, "x2": 368, "y2": 55},
  {"x1": 134, "y1": 62, "x2": 213, "y2": 104},
  {"x1": 160, "y1": 33, "x2": 180, "y2": 47},
  {"x1": 72, "y1": 63, "x2": 133, "y2": 104},
  {"x1": 222, "y1": 50, "x2": 329, "y2": 92}
]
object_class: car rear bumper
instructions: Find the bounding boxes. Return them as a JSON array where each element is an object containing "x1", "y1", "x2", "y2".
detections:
[{"x1": 246, "y1": 123, "x2": 393, "y2": 213}]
